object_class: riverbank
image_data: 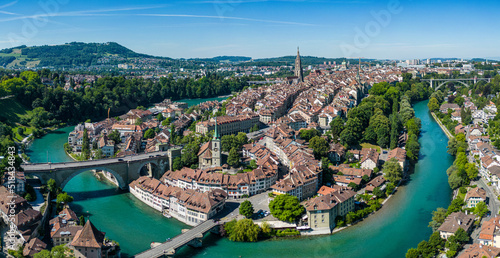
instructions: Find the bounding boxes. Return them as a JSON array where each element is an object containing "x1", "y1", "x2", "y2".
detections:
[{"x1": 430, "y1": 112, "x2": 454, "y2": 139}]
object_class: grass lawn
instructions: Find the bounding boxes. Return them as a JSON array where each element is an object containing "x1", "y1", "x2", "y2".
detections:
[
  {"x1": 13, "y1": 126, "x2": 33, "y2": 142},
  {"x1": 0, "y1": 97, "x2": 32, "y2": 124},
  {"x1": 360, "y1": 143, "x2": 381, "y2": 153},
  {"x1": 0, "y1": 97, "x2": 35, "y2": 142}
]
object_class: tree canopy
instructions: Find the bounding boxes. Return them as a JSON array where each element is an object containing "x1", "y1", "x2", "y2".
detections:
[{"x1": 269, "y1": 194, "x2": 305, "y2": 222}]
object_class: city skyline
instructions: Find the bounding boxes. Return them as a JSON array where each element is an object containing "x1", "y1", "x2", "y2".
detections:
[{"x1": 0, "y1": 0, "x2": 499, "y2": 60}]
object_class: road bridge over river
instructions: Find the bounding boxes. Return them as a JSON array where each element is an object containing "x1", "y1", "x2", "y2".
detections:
[{"x1": 21, "y1": 150, "x2": 181, "y2": 190}]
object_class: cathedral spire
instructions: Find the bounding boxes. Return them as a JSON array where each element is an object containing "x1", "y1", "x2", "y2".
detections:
[{"x1": 294, "y1": 47, "x2": 303, "y2": 82}]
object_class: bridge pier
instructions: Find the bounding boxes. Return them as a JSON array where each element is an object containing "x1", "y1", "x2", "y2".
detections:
[{"x1": 187, "y1": 233, "x2": 204, "y2": 248}]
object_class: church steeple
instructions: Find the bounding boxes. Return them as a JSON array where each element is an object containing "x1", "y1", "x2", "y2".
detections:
[
  {"x1": 213, "y1": 116, "x2": 220, "y2": 140},
  {"x1": 294, "y1": 47, "x2": 303, "y2": 82},
  {"x1": 211, "y1": 116, "x2": 221, "y2": 167}
]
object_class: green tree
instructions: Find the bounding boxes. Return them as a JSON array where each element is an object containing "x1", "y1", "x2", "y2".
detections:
[
  {"x1": 135, "y1": 118, "x2": 143, "y2": 125},
  {"x1": 227, "y1": 147, "x2": 240, "y2": 167},
  {"x1": 330, "y1": 117, "x2": 344, "y2": 142},
  {"x1": 406, "y1": 248, "x2": 420, "y2": 258},
  {"x1": 221, "y1": 134, "x2": 237, "y2": 152},
  {"x1": 227, "y1": 219, "x2": 261, "y2": 242},
  {"x1": 94, "y1": 149, "x2": 103, "y2": 159},
  {"x1": 172, "y1": 157, "x2": 183, "y2": 171},
  {"x1": 79, "y1": 215, "x2": 85, "y2": 226},
  {"x1": 447, "y1": 137, "x2": 467, "y2": 156},
  {"x1": 427, "y1": 97, "x2": 440, "y2": 112},
  {"x1": 372, "y1": 187, "x2": 385, "y2": 198},
  {"x1": 405, "y1": 133, "x2": 420, "y2": 161},
  {"x1": 108, "y1": 129, "x2": 121, "y2": 143},
  {"x1": 465, "y1": 163, "x2": 478, "y2": 181},
  {"x1": 416, "y1": 240, "x2": 435, "y2": 258},
  {"x1": 181, "y1": 142, "x2": 200, "y2": 168},
  {"x1": 385, "y1": 182, "x2": 395, "y2": 196},
  {"x1": 340, "y1": 117, "x2": 363, "y2": 147},
  {"x1": 269, "y1": 194, "x2": 305, "y2": 222},
  {"x1": 447, "y1": 197, "x2": 464, "y2": 215},
  {"x1": 47, "y1": 179, "x2": 57, "y2": 193},
  {"x1": 235, "y1": 132, "x2": 248, "y2": 147},
  {"x1": 428, "y1": 207, "x2": 447, "y2": 232},
  {"x1": 299, "y1": 128, "x2": 320, "y2": 141},
  {"x1": 156, "y1": 113, "x2": 164, "y2": 122},
  {"x1": 309, "y1": 136, "x2": 329, "y2": 159},
  {"x1": 82, "y1": 128, "x2": 90, "y2": 159},
  {"x1": 474, "y1": 201, "x2": 489, "y2": 218},
  {"x1": 144, "y1": 128, "x2": 155, "y2": 139},
  {"x1": 454, "y1": 227, "x2": 469, "y2": 243},
  {"x1": 239, "y1": 200, "x2": 254, "y2": 218},
  {"x1": 428, "y1": 231, "x2": 444, "y2": 250},
  {"x1": 249, "y1": 159, "x2": 257, "y2": 169},
  {"x1": 260, "y1": 221, "x2": 272, "y2": 235},
  {"x1": 56, "y1": 192, "x2": 74, "y2": 204},
  {"x1": 448, "y1": 169, "x2": 464, "y2": 189},
  {"x1": 383, "y1": 158, "x2": 403, "y2": 184}
]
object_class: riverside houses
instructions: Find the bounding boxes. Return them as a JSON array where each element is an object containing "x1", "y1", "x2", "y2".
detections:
[
  {"x1": 129, "y1": 176, "x2": 227, "y2": 226},
  {"x1": 303, "y1": 187, "x2": 356, "y2": 232},
  {"x1": 0, "y1": 186, "x2": 42, "y2": 247},
  {"x1": 438, "y1": 212, "x2": 475, "y2": 240}
]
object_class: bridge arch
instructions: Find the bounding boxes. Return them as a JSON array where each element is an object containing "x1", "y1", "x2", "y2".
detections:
[
  {"x1": 435, "y1": 80, "x2": 470, "y2": 91},
  {"x1": 135, "y1": 159, "x2": 168, "y2": 179},
  {"x1": 61, "y1": 167, "x2": 127, "y2": 190}
]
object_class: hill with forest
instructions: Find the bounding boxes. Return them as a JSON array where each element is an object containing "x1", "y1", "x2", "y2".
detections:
[{"x1": 0, "y1": 42, "x2": 160, "y2": 68}]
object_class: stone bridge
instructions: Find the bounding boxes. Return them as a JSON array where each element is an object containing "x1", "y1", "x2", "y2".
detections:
[{"x1": 21, "y1": 149, "x2": 181, "y2": 190}]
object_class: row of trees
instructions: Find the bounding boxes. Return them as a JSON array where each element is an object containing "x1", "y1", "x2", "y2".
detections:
[
  {"x1": 446, "y1": 133, "x2": 478, "y2": 189},
  {"x1": 0, "y1": 70, "x2": 253, "y2": 127},
  {"x1": 333, "y1": 76, "x2": 425, "y2": 157}
]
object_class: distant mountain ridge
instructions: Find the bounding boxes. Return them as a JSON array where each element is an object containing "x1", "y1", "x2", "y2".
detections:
[{"x1": 0, "y1": 42, "x2": 497, "y2": 69}]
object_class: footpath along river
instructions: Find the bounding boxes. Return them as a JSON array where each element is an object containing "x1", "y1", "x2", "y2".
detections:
[{"x1": 27, "y1": 99, "x2": 453, "y2": 257}]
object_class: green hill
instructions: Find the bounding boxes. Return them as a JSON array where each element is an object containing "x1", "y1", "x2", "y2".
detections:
[{"x1": 0, "y1": 42, "x2": 160, "y2": 68}]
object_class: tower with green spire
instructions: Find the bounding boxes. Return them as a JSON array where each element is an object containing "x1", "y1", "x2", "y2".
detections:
[{"x1": 211, "y1": 117, "x2": 221, "y2": 166}]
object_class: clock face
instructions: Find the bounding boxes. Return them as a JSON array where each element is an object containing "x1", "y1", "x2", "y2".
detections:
[{"x1": 214, "y1": 148, "x2": 218, "y2": 152}]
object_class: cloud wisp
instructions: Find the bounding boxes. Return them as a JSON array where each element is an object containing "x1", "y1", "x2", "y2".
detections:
[{"x1": 137, "y1": 13, "x2": 316, "y2": 26}]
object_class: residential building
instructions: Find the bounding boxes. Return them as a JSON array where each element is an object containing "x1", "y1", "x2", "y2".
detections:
[
  {"x1": 0, "y1": 186, "x2": 42, "y2": 245},
  {"x1": 23, "y1": 238, "x2": 47, "y2": 257},
  {"x1": 438, "y1": 212, "x2": 475, "y2": 239},
  {"x1": 477, "y1": 216, "x2": 500, "y2": 247},
  {"x1": 70, "y1": 220, "x2": 106, "y2": 258},
  {"x1": 303, "y1": 188, "x2": 355, "y2": 232},
  {"x1": 388, "y1": 148, "x2": 408, "y2": 172},
  {"x1": 458, "y1": 243, "x2": 500, "y2": 258},
  {"x1": 195, "y1": 113, "x2": 260, "y2": 136},
  {"x1": 465, "y1": 187, "x2": 487, "y2": 208},
  {"x1": 365, "y1": 175, "x2": 386, "y2": 192},
  {"x1": 359, "y1": 148, "x2": 379, "y2": 170},
  {"x1": 129, "y1": 176, "x2": 227, "y2": 226}
]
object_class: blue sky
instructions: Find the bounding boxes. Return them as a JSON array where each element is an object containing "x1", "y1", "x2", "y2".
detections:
[{"x1": 0, "y1": 0, "x2": 499, "y2": 59}]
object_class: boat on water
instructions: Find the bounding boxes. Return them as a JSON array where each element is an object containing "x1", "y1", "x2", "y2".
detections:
[{"x1": 162, "y1": 210, "x2": 172, "y2": 218}]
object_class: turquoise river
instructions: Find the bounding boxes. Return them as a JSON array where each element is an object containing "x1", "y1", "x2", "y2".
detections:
[{"x1": 27, "y1": 100, "x2": 453, "y2": 257}]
